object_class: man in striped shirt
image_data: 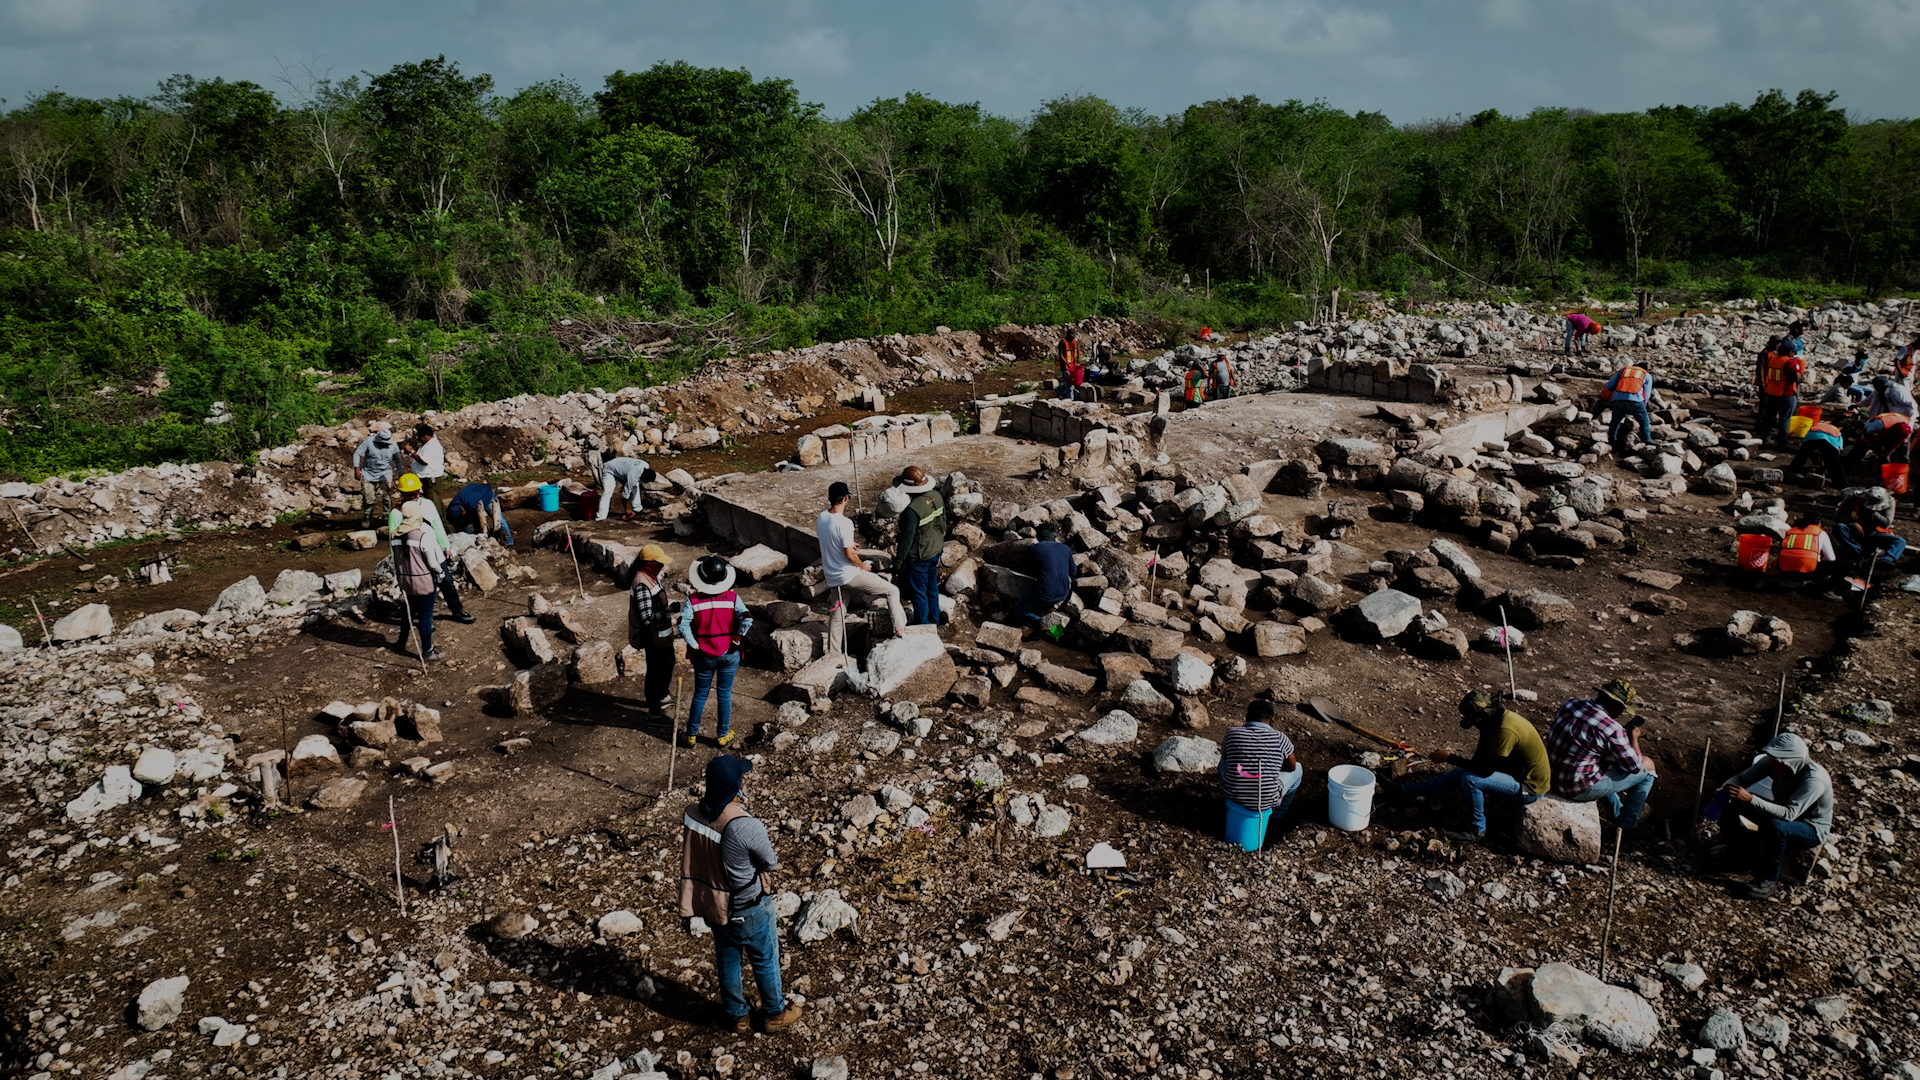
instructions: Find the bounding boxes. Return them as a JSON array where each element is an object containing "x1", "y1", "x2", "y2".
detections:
[
  {"x1": 1547, "y1": 679, "x2": 1657, "y2": 829},
  {"x1": 1219, "y1": 697, "x2": 1303, "y2": 850}
]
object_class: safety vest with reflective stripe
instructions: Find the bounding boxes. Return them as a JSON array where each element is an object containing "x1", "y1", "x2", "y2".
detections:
[
  {"x1": 1762, "y1": 352, "x2": 1800, "y2": 396},
  {"x1": 689, "y1": 590, "x2": 738, "y2": 657},
  {"x1": 1613, "y1": 366, "x2": 1647, "y2": 397},
  {"x1": 1805, "y1": 421, "x2": 1843, "y2": 446},
  {"x1": 679, "y1": 799, "x2": 758, "y2": 925},
  {"x1": 1871, "y1": 413, "x2": 1913, "y2": 440},
  {"x1": 1780, "y1": 525, "x2": 1823, "y2": 574},
  {"x1": 1185, "y1": 369, "x2": 1207, "y2": 403},
  {"x1": 1058, "y1": 339, "x2": 1079, "y2": 367}
]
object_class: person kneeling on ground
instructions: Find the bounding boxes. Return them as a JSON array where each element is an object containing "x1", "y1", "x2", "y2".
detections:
[
  {"x1": 1218, "y1": 696, "x2": 1303, "y2": 852},
  {"x1": 1831, "y1": 485, "x2": 1906, "y2": 579},
  {"x1": 679, "y1": 756, "x2": 803, "y2": 1033},
  {"x1": 1014, "y1": 524, "x2": 1074, "y2": 636},
  {"x1": 1392, "y1": 690, "x2": 1548, "y2": 843},
  {"x1": 1706, "y1": 732, "x2": 1833, "y2": 900},
  {"x1": 444, "y1": 481, "x2": 514, "y2": 547},
  {"x1": 1547, "y1": 678, "x2": 1657, "y2": 830}
]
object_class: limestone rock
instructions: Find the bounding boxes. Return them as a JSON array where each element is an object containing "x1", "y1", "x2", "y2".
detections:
[
  {"x1": 1075, "y1": 710, "x2": 1140, "y2": 747},
  {"x1": 570, "y1": 640, "x2": 619, "y2": 684},
  {"x1": 65, "y1": 765, "x2": 142, "y2": 822},
  {"x1": 730, "y1": 544, "x2": 789, "y2": 582},
  {"x1": 209, "y1": 576, "x2": 267, "y2": 617},
  {"x1": 1151, "y1": 736, "x2": 1220, "y2": 773},
  {"x1": 1119, "y1": 679, "x2": 1174, "y2": 720},
  {"x1": 865, "y1": 630, "x2": 958, "y2": 703},
  {"x1": 0, "y1": 623, "x2": 21, "y2": 652},
  {"x1": 489, "y1": 912, "x2": 539, "y2": 940},
  {"x1": 509, "y1": 663, "x2": 569, "y2": 714},
  {"x1": 1347, "y1": 589, "x2": 1421, "y2": 641},
  {"x1": 132, "y1": 746, "x2": 178, "y2": 786},
  {"x1": 265, "y1": 569, "x2": 324, "y2": 605},
  {"x1": 290, "y1": 734, "x2": 342, "y2": 775},
  {"x1": 136, "y1": 975, "x2": 191, "y2": 1031},
  {"x1": 1700, "y1": 1007, "x2": 1746, "y2": 1051},
  {"x1": 1254, "y1": 622, "x2": 1308, "y2": 657},
  {"x1": 794, "y1": 889, "x2": 859, "y2": 942},
  {"x1": 1517, "y1": 796, "x2": 1602, "y2": 864},
  {"x1": 51, "y1": 603, "x2": 114, "y2": 643},
  {"x1": 1169, "y1": 652, "x2": 1214, "y2": 695},
  {"x1": 597, "y1": 910, "x2": 644, "y2": 938},
  {"x1": 307, "y1": 776, "x2": 368, "y2": 810}
]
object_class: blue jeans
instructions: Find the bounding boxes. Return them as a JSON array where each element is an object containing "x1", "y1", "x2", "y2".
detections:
[
  {"x1": 904, "y1": 556, "x2": 942, "y2": 626},
  {"x1": 435, "y1": 561, "x2": 469, "y2": 619},
  {"x1": 1015, "y1": 590, "x2": 1065, "y2": 625},
  {"x1": 396, "y1": 591, "x2": 435, "y2": 655},
  {"x1": 1563, "y1": 320, "x2": 1590, "y2": 353},
  {"x1": 1832, "y1": 523, "x2": 1907, "y2": 569},
  {"x1": 1727, "y1": 803, "x2": 1821, "y2": 883},
  {"x1": 1572, "y1": 766, "x2": 1657, "y2": 829},
  {"x1": 687, "y1": 649, "x2": 741, "y2": 737},
  {"x1": 713, "y1": 894, "x2": 784, "y2": 1020},
  {"x1": 1757, "y1": 392, "x2": 1797, "y2": 444},
  {"x1": 1609, "y1": 399, "x2": 1652, "y2": 447},
  {"x1": 1402, "y1": 767, "x2": 1539, "y2": 834}
]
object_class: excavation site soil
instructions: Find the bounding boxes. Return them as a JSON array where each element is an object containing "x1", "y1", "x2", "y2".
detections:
[{"x1": 2, "y1": 310, "x2": 1917, "y2": 1080}]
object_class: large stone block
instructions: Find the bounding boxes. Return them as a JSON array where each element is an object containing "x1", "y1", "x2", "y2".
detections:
[{"x1": 1517, "y1": 796, "x2": 1602, "y2": 864}]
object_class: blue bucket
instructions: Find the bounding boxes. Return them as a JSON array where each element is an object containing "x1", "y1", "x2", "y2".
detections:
[
  {"x1": 1224, "y1": 799, "x2": 1270, "y2": 852},
  {"x1": 537, "y1": 484, "x2": 561, "y2": 512}
]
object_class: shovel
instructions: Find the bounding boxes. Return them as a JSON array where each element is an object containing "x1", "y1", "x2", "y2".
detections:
[{"x1": 1304, "y1": 697, "x2": 1422, "y2": 761}]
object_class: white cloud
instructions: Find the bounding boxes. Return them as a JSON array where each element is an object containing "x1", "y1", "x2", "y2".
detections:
[
  {"x1": 1186, "y1": 0, "x2": 1393, "y2": 55},
  {"x1": 770, "y1": 24, "x2": 851, "y2": 74}
]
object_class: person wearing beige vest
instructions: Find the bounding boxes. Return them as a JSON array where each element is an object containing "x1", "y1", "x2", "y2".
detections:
[{"x1": 679, "y1": 756, "x2": 802, "y2": 1033}]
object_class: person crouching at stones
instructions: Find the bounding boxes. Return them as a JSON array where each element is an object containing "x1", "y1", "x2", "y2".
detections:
[
  {"x1": 680, "y1": 755, "x2": 803, "y2": 1033},
  {"x1": 1547, "y1": 679, "x2": 1657, "y2": 831},
  {"x1": 1217, "y1": 696, "x2": 1304, "y2": 852},
  {"x1": 1389, "y1": 690, "x2": 1549, "y2": 844},
  {"x1": 679, "y1": 556, "x2": 750, "y2": 748},
  {"x1": 1704, "y1": 733, "x2": 1833, "y2": 900}
]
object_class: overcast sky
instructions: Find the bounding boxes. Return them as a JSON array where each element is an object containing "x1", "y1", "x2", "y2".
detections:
[{"x1": 4, "y1": 0, "x2": 1917, "y2": 123}]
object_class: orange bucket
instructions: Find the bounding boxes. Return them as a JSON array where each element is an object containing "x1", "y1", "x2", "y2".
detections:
[
  {"x1": 1884, "y1": 462, "x2": 1910, "y2": 495},
  {"x1": 1737, "y1": 533, "x2": 1774, "y2": 572},
  {"x1": 1794, "y1": 404, "x2": 1822, "y2": 421}
]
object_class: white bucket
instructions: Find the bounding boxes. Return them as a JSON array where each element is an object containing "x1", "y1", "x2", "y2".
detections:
[{"x1": 1327, "y1": 764, "x2": 1376, "y2": 832}]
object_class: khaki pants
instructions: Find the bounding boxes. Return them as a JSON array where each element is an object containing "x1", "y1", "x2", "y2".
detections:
[{"x1": 827, "y1": 571, "x2": 906, "y2": 655}]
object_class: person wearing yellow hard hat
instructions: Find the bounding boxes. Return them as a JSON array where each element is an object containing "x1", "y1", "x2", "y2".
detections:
[
  {"x1": 628, "y1": 543, "x2": 678, "y2": 717},
  {"x1": 389, "y1": 473, "x2": 475, "y2": 624}
]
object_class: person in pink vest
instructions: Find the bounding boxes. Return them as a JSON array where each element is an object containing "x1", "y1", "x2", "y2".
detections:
[{"x1": 678, "y1": 556, "x2": 752, "y2": 748}]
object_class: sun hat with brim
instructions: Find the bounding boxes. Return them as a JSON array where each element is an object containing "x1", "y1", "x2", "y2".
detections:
[
  {"x1": 639, "y1": 543, "x2": 673, "y2": 567},
  {"x1": 900, "y1": 476, "x2": 935, "y2": 495},
  {"x1": 689, "y1": 555, "x2": 736, "y2": 595},
  {"x1": 396, "y1": 506, "x2": 428, "y2": 535}
]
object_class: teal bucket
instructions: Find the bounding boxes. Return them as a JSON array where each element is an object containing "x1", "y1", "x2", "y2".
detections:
[
  {"x1": 1224, "y1": 799, "x2": 1270, "y2": 852},
  {"x1": 537, "y1": 484, "x2": 561, "y2": 512}
]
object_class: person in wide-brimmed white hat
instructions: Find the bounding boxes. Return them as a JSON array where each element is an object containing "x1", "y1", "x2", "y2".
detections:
[
  {"x1": 894, "y1": 465, "x2": 946, "y2": 626},
  {"x1": 677, "y1": 555, "x2": 752, "y2": 747}
]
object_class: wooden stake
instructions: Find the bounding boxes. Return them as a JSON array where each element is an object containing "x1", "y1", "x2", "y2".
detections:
[
  {"x1": 1598, "y1": 828, "x2": 1624, "y2": 982},
  {"x1": 27, "y1": 596, "x2": 50, "y2": 645},
  {"x1": 665, "y1": 665, "x2": 687, "y2": 795},
  {"x1": 1691, "y1": 736, "x2": 1713, "y2": 838},
  {"x1": 390, "y1": 794, "x2": 406, "y2": 918},
  {"x1": 277, "y1": 700, "x2": 294, "y2": 808},
  {"x1": 564, "y1": 524, "x2": 586, "y2": 602},
  {"x1": 1772, "y1": 672, "x2": 1787, "y2": 739},
  {"x1": 1498, "y1": 604, "x2": 1517, "y2": 699}
]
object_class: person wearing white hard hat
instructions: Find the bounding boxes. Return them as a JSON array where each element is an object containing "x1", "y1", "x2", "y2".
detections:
[{"x1": 678, "y1": 556, "x2": 751, "y2": 748}]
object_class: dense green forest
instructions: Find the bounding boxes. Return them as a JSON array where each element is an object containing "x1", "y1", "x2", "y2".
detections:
[{"x1": 2, "y1": 57, "x2": 1917, "y2": 479}]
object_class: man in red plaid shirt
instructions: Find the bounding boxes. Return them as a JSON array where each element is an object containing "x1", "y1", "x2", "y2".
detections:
[{"x1": 1547, "y1": 679, "x2": 1658, "y2": 829}]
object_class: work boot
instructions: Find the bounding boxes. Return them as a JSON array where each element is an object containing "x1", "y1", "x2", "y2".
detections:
[
  {"x1": 716, "y1": 731, "x2": 734, "y2": 748},
  {"x1": 763, "y1": 1003, "x2": 804, "y2": 1032},
  {"x1": 1744, "y1": 878, "x2": 1780, "y2": 900},
  {"x1": 727, "y1": 1012, "x2": 751, "y2": 1034},
  {"x1": 425, "y1": 649, "x2": 447, "y2": 662},
  {"x1": 449, "y1": 611, "x2": 478, "y2": 624},
  {"x1": 682, "y1": 733, "x2": 698, "y2": 749},
  {"x1": 1441, "y1": 828, "x2": 1485, "y2": 844}
]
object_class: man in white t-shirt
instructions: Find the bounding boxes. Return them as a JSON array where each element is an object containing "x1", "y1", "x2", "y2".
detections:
[
  {"x1": 409, "y1": 422, "x2": 448, "y2": 517},
  {"x1": 815, "y1": 481, "x2": 906, "y2": 654}
]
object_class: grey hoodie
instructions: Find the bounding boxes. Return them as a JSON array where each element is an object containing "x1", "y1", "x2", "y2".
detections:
[{"x1": 1725, "y1": 732, "x2": 1834, "y2": 842}]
